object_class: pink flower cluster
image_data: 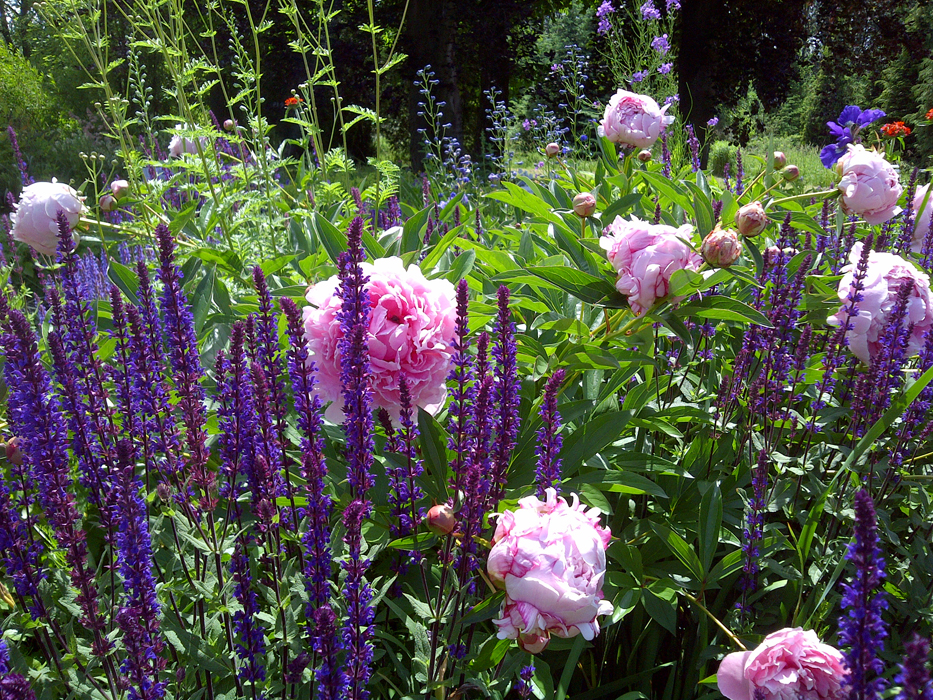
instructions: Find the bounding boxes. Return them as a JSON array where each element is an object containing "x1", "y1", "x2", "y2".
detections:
[
  {"x1": 828, "y1": 242, "x2": 933, "y2": 364},
  {"x1": 600, "y1": 217, "x2": 703, "y2": 315},
  {"x1": 598, "y1": 89, "x2": 674, "y2": 149},
  {"x1": 11, "y1": 181, "x2": 84, "y2": 256},
  {"x1": 718, "y1": 628, "x2": 846, "y2": 700},
  {"x1": 487, "y1": 489, "x2": 613, "y2": 654},
  {"x1": 837, "y1": 145, "x2": 902, "y2": 225},
  {"x1": 302, "y1": 256, "x2": 457, "y2": 423}
]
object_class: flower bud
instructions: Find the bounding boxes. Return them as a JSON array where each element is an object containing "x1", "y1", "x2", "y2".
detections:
[
  {"x1": 223, "y1": 119, "x2": 236, "y2": 131},
  {"x1": 572, "y1": 192, "x2": 597, "y2": 218},
  {"x1": 110, "y1": 179, "x2": 129, "y2": 199},
  {"x1": 735, "y1": 201, "x2": 768, "y2": 237},
  {"x1": 772, "y1": 151, "x2": 787, "y2": 169},
  {"x1": 98, "y1": 194, "x2": 117, "y2": 212},
  {"x1": 426, "y1": 504, "x2": 456, "y2": 535},
  {"x1": 700, "y1": 226, "x2": 742, "y2": 268},
  {"x1": 5, "y1": 437, "x2": 22, "y2": 466},
  {"x1": 764, "y1": 246, "x2": 782, "y2": 265},
  {"x1": 637, "y1": 149, "x2": 652, "y2": 162},
  {"x1": 782, "y1": 165, "x2": 800, "y2": 181},
  {"x1": 545, "y1": 142, "x2": 560, "y2": 158}
]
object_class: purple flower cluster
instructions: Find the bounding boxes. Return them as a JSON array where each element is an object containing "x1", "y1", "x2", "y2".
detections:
[
  {"x1": 596, "y1": 1, "x2": 615, "y2": 34},
  {"x1": 651, "y1": 34, "x2": 670, "y2": 54},
  {"x1": 535, "y1": 370, "x2": 565, "y2": 497},
  {"x1": 640, "y1": 0, "x2": 661, "y2": 19},
  {"x1": 839, "y1": 489, "x2": 888, "y2": 700},
  {"x1": 820, "y1": 105, "x2": 886, "y2": 168},
  {"x1": 490, "y1": 286, "x2": 521, "y2": 508}
]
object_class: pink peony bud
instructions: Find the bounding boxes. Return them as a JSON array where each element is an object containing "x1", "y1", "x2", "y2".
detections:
[
  {"x1": 701, "y1": 227, "x2": 742, "y2": 268},
  {"x1": 110, "y1": 179, "x2": 129, "y2": 199},
  {"x1": 573, "y1": 192, "x2": 597, "y2": 218},
  {"x1": 637, "y1": 149, "x2": 652, "y2": 162},
  {"x1": 782, "y1": 165, "x2": 800, "y2": 181},
  {"x1": 426, "y1": 504, "x2": 456, "y2": 535},
  {"x1": 735, "y1": 201, "x2": 768, "y2": 237},
  {"x1": 99, "y1": 194, "x2": 117, "y2": 212},
  {"x1": 772, "y1": 151, "x2": 787, "y2": 169},
  {"x1": 5, "y1": 437, "x2": 22, "y2": 466},
  {"x1": 545, "y1": 142, "x2": 560, "y2": 158},
  {"x1": 223, "y1": 119, "x2": 236, "y2": 131}
]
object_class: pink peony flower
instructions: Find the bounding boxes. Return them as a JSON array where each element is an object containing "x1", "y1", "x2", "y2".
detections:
[
  {"x1": 302, "y1": 256, "x2": 457, "y2": 423},
  {"x1": 11, "y1": 181, "x2": 84, "y2": 256},
  {"x1": 168, "y1": 124, "x2": 208, "y2": 158},
  {"x1": 735, "y1": 201, "x2": 768, "y2": 237},
  {"x1": 700, "y1": 227, "x2": 742, "y2": 268},
  {"x1": 828, "y1": 242, "x2": 933, "y2": 364},
  {"x1": 717, "y1": 628, "x2": 846, "y2": 700},
  {"x1": 837, "y1": 145, "x2": 902, "y2": 225},
  {"x1": 487, "y1": 489, "x2": 613, "y2": 654},
  {"x1": 599, "y1": 216, "x2": 703, "y2": 315},
  {"x1": 598, "y1": 89, "x2": 674, "y2": 148},
  {"x1": 909, "y1": 183, "x2": 932, "y2": 253}
]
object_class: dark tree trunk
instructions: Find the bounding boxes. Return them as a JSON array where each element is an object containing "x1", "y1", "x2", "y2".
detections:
[{"x1": 677, "y1": 0, "x2": 718, "y2": 164}]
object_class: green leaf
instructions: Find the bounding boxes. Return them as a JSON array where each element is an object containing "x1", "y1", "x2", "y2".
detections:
[
  {"x1": 458, "y1": 592, "x2": 505, "y2": 626},
  {"x1": 641, "y1": 586, "x2": 677, "y2": 634},
  {"x1": 311, "y1": 212, "x2": 347, "y2": 264},
  {"x1": 387, "y1": 532, "x2": 437, "y2": 551},
  {"x1": 677, "y1": 295, "x2": 774, "y2": 328},
  {"x1": 525, "y1": 266, "x2": 617, "y2": 305},
  {"x1": 699, "y1": 483, "x2": 722, "y2": 575},
  {"x1": 108, "y1": 261, "x2": 140, "y2": 305},
  {"x1": 639, "y1": 171, "x2": 693, "y2": 212},
  {"x1": 445, "y1": 249, "x2": 476, "y2": 283},
  {"x1": 649, "y1": 522, "x2": 704, "y2": 582},
  {"x1": 485, "y1": 182, "x2": 560, "y2": 221},
  {"x1": 684, "y1": 180, "x2": 715, "y2": 237},
  {"x1": 401, "y1": 205, "x2": 432, "y2": 254}
]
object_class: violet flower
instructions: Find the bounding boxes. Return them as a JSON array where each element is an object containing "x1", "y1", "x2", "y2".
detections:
[
  {"x1": 737, "y1": 450, "x2": 768, "y2": 611},
  {"x1": 839, "y1": 489, "x2": 888, "y2": 700},
  {"x1": 447, "y1": 278, "x2": 474, "y2": 497},
  {"x1": 388, "y1": 375, "x2": 425, "y2": 576},
  {"x1": 155, "y1": 224, "x2": 213, "y2": 508},
  {"x1": 490, "y1": 286, "x2": 520, "y2": 507},
  {"x1": 7, "y1": 127, "x2": 33, "y2": 187},
  {"x1": 337, "y1": 217, "x2": 375, "y2": 700},
  {"x1": 535, "y1": 370, "x2": 565, "y2": 497},
  {"x1": 114, "y1": 442, "x2": 167, "y2": 700},
  {"x1": 821, "y1": 105, "x2": 886, "y2": 168},
  {"x1": 894, "y1": 635, "x2": 933, "y2": 700},
  {"x1": 230, "y1": 540, "x2": 268, "y2": 688},
  {"x1": 0, "y1": 638, "x2": 35, "y2": 699}
]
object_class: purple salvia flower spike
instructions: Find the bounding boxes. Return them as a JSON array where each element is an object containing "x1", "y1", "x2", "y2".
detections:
[
  {"x1": 337, "y1": 216, "x2": 374, "y2": 700},
  {"x1": 894, "y1": 635, "x2": 933, "y2": 700},
  {"x1": 313, "y1": 605, "x2": 347, "y2": 700},
  {"x1": 230, "y1": 539, "x2": 268, "y2": 688},
  {"x1": 155, "y1": 224, "x2": 213, "y2": 509},
  {"x1": 387, "y1": 375, "x2": 425, "y2": 580},
  {"x1": 7, "y1": 127, "x2": 32, "y2": 187},
  {"x1": 839, "y1": 489, "x2": 889, "y2": 700},
  {"x1": 114, "y1": 441, "x2": 167, "y2": 700},
  {"x1": 447, "y1": 278, "x2": 474, "y2": 499},
  {"x1": 737, "y1": 450, "x2": 768, "y2": 613},
  {"x1": 535, "y1": 369, "x2": 565, "y2": 497},
  {"x1": 490, "y1": 286, "x2": 520, "y2": 508}
]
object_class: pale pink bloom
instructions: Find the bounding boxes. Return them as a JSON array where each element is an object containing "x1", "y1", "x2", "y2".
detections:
[
  {"x1": 302, "y1": 256, "x2": 457, "y2": 423},
  {"x1": 700, "y1": 227, "x2": 742, "y2": 268},
  {"x1": 11, "y1": 181, "x2": 84, "y2": 256},
  {"x1": 598, "y1": 89, "x2": 674, "y2": 148},
  {"x1": 828, "y1": 242, "x2": 933, "y2": 364},
  {"x1": 717, "y1": 628, "x2": 846, "y2": 700},
  {"x1": 487, "y1": 488, "x2": 613, "y2": 654},
  {"x1": 837, "y1": 144, "x2": 902, "y2": 225},
  {"x1": 909, "y1": 183, "x2": 932, "y2": 254},
  {"x1": 599, "y1": 216, "x2": 703, "y2": 315},
  {"x1": 168, "y1": 124, "x2": 208, "y2": 158},
  {"x1": 735, "y1": 201, "x2": 768, "y2": 237}
]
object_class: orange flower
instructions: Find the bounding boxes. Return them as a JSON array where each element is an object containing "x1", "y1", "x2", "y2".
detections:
[
  {"x1": 926, "y1": 107, "x2": 933, "y2": 121},
  {"x1": 285, "y1": 96, "x2": 303, "y2": 107},
  {"x1": 881, "y1": 121, "x2": 911, "y2": 137}
]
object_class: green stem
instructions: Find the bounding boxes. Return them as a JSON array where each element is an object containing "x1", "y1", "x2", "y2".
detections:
[
  {"x1": 770, "y1": 188, "x2": 839, "y2": 208},
  {"x1": 681, "y1": 591, "x2": 747, "y2": 651}
]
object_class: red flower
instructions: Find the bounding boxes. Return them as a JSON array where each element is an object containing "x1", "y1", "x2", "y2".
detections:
[
  {"x1": 926, "y1": 107, "x2": 933, "y2": 121},
  {"x1": 285, "y1": 96, "x2": 303, "y2": 107},
  {"x1": 881, "y1": 121, "x2": 911, "y2": 137}
]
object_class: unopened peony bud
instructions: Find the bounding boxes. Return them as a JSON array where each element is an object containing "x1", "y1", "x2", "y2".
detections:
[
  {"x1": 764, "y1": 246, "x2": 782, "y2": 265},
  {"x1": 426, "y1": 504, "x2": 456, "y2": 535},
  {"x1": 782, "y1": 165, "x2": 800, "y2": 181},
  {"x1": 545, "y1": 142, "x2": 560, "y2": 158},
  {"x1": 223, "y1": 119, "x2": 235, "y2": 131},
  {"x1": 637, "y1": 149, "x2": 652, "y2": 162},
  {"x1": 735, "y1": 201, "x2": 768, "y2": 237},
  {"x1": 772, "y1": 151, "x2": 787, "y2": 169},
  {"x1": 573, "y1": 192, "x2": 597, "y2": 218},
  {"x1": 5, "y1": 438, "x2": 22, "y2": 466},
  {"x1": 110, "y1": 179, "x2": 129, "y2": 199},
  {"x1": 98, "y1": 194, "x2": 117, "y2": 212},
  {"x1": 700, "y1": 227, "x2": 742, "y2": 268}
]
